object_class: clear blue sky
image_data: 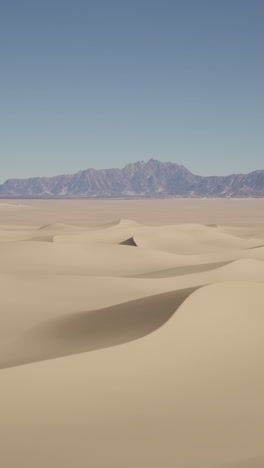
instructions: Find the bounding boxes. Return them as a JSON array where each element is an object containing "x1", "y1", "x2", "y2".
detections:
[{"x1": 1, "y1": 0, "x2": 264, "y2": 182}]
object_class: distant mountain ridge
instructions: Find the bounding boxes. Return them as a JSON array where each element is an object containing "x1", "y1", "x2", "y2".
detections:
[{"x1": 1, "y1": 159, "x2": 264, "y2": 198}]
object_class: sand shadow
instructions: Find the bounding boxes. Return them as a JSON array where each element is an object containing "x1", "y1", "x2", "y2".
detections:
[
  {"x1": 119, "y1": 237, "x2": 138, "y2": 246},
  {"x1": 129, "y1": 261, "x2": 231, "y2": 278},
  {"x1": 248, "y1": 244, "x2": 264, "y2": 250},
  {"x1": 0, "y1": 286, "x2": 199, "y2": 369}
]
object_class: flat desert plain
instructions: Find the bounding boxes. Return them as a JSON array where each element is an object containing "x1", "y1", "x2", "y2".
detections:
[{"x1": 1, "y1": 199, "x2": 264, "y2": 468}]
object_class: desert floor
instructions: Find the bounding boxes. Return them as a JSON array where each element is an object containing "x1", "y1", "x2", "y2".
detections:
[{"x1": 1, "y1": 199, "x2": 264, "y2": 468}]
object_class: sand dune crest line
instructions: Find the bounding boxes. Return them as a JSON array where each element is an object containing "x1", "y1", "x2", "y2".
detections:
[{"x1": 0, "y1": 286, "x2": 198, "y2": 369}]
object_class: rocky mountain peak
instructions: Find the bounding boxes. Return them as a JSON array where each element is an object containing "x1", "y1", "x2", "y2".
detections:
[{"x1": 0, "y1": 160, "x2": 263, "y2": 198}]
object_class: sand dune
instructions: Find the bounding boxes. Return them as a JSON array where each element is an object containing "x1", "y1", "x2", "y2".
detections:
[
  {"x1": 0, "y1": 230, "x2": 38, "y2": 242},
  {"x1": 0, "y1": 287, "x2": 197, "y2": 368},
  {"x1": 39, "y1": 223, "x2": 79, "y2": 230},
  {"x1": 1, "y1": 282, "x2": 264, "y2": 468},
  {"x1": 134, "y1": 225, "x2": 262, "y2": 254},
  {"x1": 131, "y1": 260, "x2": 231, "y2": 277},
  {"x1": 0, "y1": 200, "x2": 264, "y2": 467},
  {"x1": 0, "y1": 241, "x2": 198, "y2": 275}
]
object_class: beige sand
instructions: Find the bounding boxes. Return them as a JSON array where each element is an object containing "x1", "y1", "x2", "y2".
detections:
[{"x1": 0, "y1": 199, "x2": 264, "y2": 468}]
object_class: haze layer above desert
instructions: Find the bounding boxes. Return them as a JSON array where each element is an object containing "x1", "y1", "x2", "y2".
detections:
[{"x1": 1, "y1": 199, "x2": 264, "y2": 468}]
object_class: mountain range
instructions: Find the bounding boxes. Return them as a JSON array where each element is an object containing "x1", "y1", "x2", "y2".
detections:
[{"x1": 1, "y1": 159, "x2": 264, "y2": 198}]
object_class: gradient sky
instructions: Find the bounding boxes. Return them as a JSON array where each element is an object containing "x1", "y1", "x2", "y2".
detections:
[{"x1": 1, "y1": 0, "x2": 264, "y2": 182}]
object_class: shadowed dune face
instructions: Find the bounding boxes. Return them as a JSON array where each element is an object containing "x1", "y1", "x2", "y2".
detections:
[
  {"x1": 119, "y1": 236, "x2": 138, "y2": 246},
  {"x1": 1, "y1": 288, "x2": 197, "y2": 369},
  {"x1": 130, "y1": 260, "x2": 231, "y2": 278},
  {"x1": 1, "y1": 201, "x2": 264, "y2": 468},
  {"x1": 248, "y1": 244, "x2": 264, "y2": 249}
]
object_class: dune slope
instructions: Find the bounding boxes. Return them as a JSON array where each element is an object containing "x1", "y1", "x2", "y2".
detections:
[{"x1": 1, "y1": 203, "x2": 264, "y2": 468}]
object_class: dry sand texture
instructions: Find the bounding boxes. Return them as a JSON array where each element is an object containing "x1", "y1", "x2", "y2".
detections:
[{"x1": 1, "y1": 199, "x2": 264, "y2": 468}]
